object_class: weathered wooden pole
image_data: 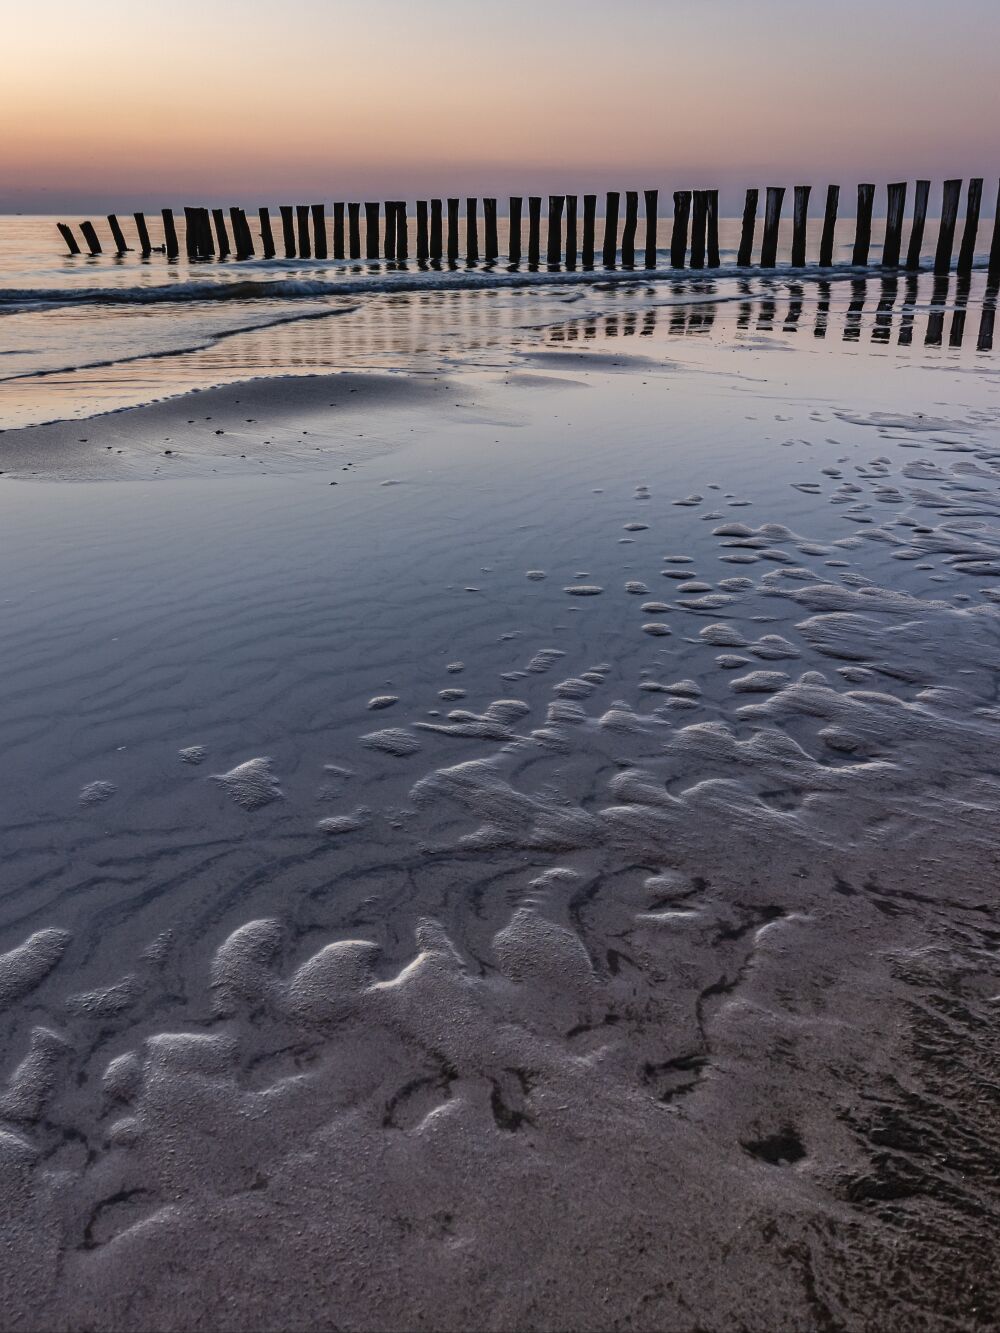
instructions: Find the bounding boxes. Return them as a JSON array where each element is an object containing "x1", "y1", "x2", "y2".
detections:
[
  {"x1": 199, "y1": 208, "x2": 215, "y2": 257},
  {"x1": 447, "y1": 198, "x2": 460, "y2": 261},
  {"x1": 602, "y1": 190, "x2": 620, "y2": 266},
  {"x1": 383, "y1": 201, "x2": 397, "y2": 260},
  {"x1": 107, "y1": 214, "x2": 129, "y2": 254},
  {"x1": 819, "y1": 185, "x2": 839, "y2": 266},
  {"x1": 484, "y1": 198, "x2": 498, "y2": 261},
  {"x1": 528, "y1": 196, "x2": 541, "y2": 265},
  {"x1": 312, "y1": 204, "x2": 328, "y2": 259},
  {"x1": 989, "y1": 180, "x2": 1000, "y2": 280},
  {"x1": 80, "y1": 220, "x2": 102, "y2": 255},
  {"x1": 133, "y1": 212, "x2": 151, "y2": 256},
  {"x1": 509, "y1": 196, "x2": 522, "y2": 263},
  {"x1": 706, "y1": 190, "x2": 720, "y2": 266},
  {"x1": 212, "y1": 208, "x2": 231, "y2": 257},
  {"x1": 582, "y1": 194, "x2": 597, "y2": 267},
  {"x1": 547, "y1": 195, "x2": 565, "y2": 264},
  {"x1": 791, "y1": 185, "x2": 810, "y2": 267},
  {"x1": 760, "y1": 187, "x2": 785, "y2": 268},
  {"x1": 296, "y1": 205, "x2": 312, "y2": 258},
  {"x1": 237, "y1": 208, "x2": 256, "y2": 257},
  {"x1": 228, "y1": 208, "x2": 245, "y2": 257},
  {"x1": 259, "y1": 207, "x2": 276, "y2": 258},
  {"x1": 934, "y1": 179, "x2": 962, "y2": 275},
  {"x1": 466, "y1": 198, "x2": 479, "y2": 262},
  {"x1": 690, "y1": 191, "x2": 707, "y2": 268},
  {"x1": 57, "y1": 223, "x2": 81, "y2": 254},
  {"x1": 737, "y1": 188, "x2": 758, "y2": 266},
  {"x1": 671, "y1": 191, "x2": 691, "y2": 267},
  {"x1": 881, "y1": 182, "x2": 907, "y2": 267},
  {"x1": 852, "y1": 184, "x2": 875, "y2": 266},
  {"x1": 566, "y1": 195, "x2": 579, "y2": 268},
  {"x1": 183, "y1": 208, "x2": 199, "y2": 259},
  {"x1": 348, "y1": 203, "x2": 362, "y2": 259},
  {"x1": 396, "y1": 202, "x2": 409, "y2": 260},
  {"x1": 957, "y1": 177, "x2": 983, "y2": 275},
  {"x1": 416, "y1": 201, "x2": 429, "y2": 261},
  {"x1": 905, "y1": 180, "x2": 930, "y2": 270},
  {"x1": 280, "y1": 206, "x2": 296, "y2": 257},
  {"x1": 333, "y1": 203, "x2": 345, "y2": 259},
  {"x1": 162, "y1": 208, "x2": 179, "y2": 258},
  {"x1": 365, "y1": 203, "x2": 379, "y2": 259},
  {"x1": 621, "y1": 190, "x2": 638, "y2": 266},
  {"x1": 643, "y1": 189, "x2": 658, "y2": 268},
  {"x1": 430, "y1": 199, "x2": 443, "y2": 260}
]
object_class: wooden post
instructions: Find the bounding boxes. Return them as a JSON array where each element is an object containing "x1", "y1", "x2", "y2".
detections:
[
  {"x1": 430, "y1": 199, "x2": 443, "y2": 260},
  {"x1": 212, "y1": 208, "x2": 231, "y2": 257},
  {"x1": 760, "y1": 187, "x2": 785, "y2": 268},
  {"x1": 620, "y1": 190, "x2": 638, "y2": 266},
  {"x1": 230, "y1": 208, "x2": 253, "y2": 257},
  {"x1": 528, "y1": 196, "x2": 541, "y2": 265},
  {"x1": 671, "y1": 191, "x2": 691, "y2": 267},
  {"x1": 819, "y1": 184, "x2": 839, "y2": 266},
  {"x1": 989, "y1": 180, "x2": 1000, "y2": 280},
  {"x1": 333, "y1": 203, "x2": 345, "y2": 259},
  {"x1": 80, "y1": 220, "x2": 102, "y2": 255},
  {"x1": 297, "y1": 205, "x2": 312, "y2": 258},
  {"x1": 644, "y1": 189, "x2": 658, "y2": 268},
  {"x1": 416, "y1": 201, "x2": 429, "y2": 261},
  {"x1": 602, "y1": 190, "x2": 620, "y2": 266},
  {"x1": 133, "y1": 212, "x2": 152, "y2": 256},
  {"x1": 312, "y1": 204, "x2": 328, "y2": 259},
  {"x1": 364, "y1": 203, "x2": 379, "y2": 259},
  {"x1": 566, "y1": 195, "x2": 579, "y2": 268},
  {"x1": 259, "y1": 207, "x2": 276, "y2": 258},
  {"x1": 162, "y1": 209, "x2": 179, "y2": 258},
  {"x1": 183, "y1": 207, "x2": 198, "y2": 258},
  {"x1": 957, "y1": 177, "x2": 983, "y2": 275},
  {"x1": 547, "y1": 195, "x2": 564, "y2": 264},
  {"x1": 935, "y1": 179, "x2": 962, "y2": 275},
  {"x1": 383, "y1": 202, "x2": 397, "y2": 260},
  {"x1": 447, "y1": 198, "x2": 460, "y2": 261},
  {"x1": 466, "y1": 198, "x2": 479, "y2": 262},
  {"x1": 57, "y1": 223, "x2": 81, "y2": 255},
  {"x1": 348, "y1": 203, "x2": 361, "y2": 259},
  {"x1": 690, "y1": 191, "x2": 707, "y2": 268},
  {"x1": 707, "y1": 190, "x2": 720, "y2": 266},
  {"x1": 396, "y1": 202, "x2": 408, "y2": 260},
  {"x1": 905, "y1": 180, "x2": 930, "y2": 271},
  {"x1": 737, "y1": 188, "x2": 758, "y2": 266},
  {"x1": 107, "y1": 214, "x2": 129, "y2": 254},
  {"x1": 484, "y1": 198, "x2": 498, "y2": 261},
  {"x1": 508, "y1": 197, "x2": 522, "y2": 264},
  {"x1": 880, "y1": 182, "x2": 907, "y2": 267},
  {"x1": 199, "y1": 208, "x2": 215, "y2": 257},
  {"x1": 582, "y1": 194, "x2": 597, "y2": 267},
  {"x1": 852, "y1": 184, "x2": 875, "y2": 266},
  {"x1": 280, "y1": 206, "x2": 296, "y2": 257},
  {"x1": 791, "y1": 185, "x2": 810, "y2": 267}
]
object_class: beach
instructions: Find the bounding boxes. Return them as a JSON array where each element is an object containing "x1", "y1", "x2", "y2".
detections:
[{"x1": 1, "y1": 226, "x2": 1000, "y2": 1329}]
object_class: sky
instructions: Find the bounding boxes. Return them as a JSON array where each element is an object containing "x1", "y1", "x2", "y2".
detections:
[{"x1": 4, "y1": 0, "x2": 999, "y2": 213}]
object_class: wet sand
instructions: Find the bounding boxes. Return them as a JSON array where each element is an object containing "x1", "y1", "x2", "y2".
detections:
[{"x1": 1, "y1": 278, "x2": 1000, "y2": 1331}]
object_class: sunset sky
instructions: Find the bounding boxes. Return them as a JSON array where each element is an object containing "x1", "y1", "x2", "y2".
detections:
[{"x1": 5, "y1": 0, "x2": 999, "y2": 213}]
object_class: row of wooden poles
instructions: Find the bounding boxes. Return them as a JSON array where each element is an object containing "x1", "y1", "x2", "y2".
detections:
[{"x1": 57, "y1": 180, "x2": 1000, "y2": 275}]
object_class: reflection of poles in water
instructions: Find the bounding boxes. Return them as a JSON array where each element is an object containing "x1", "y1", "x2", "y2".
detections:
[
  {"x1": 736, "y1": 279, "x2": 753, "y2": 330},
  {"x1": 757, "y1": 292, "x2": 777, "y2": 329},
  {"x1": 783, "y1": 283, "x2": 804, "y2": 331},
  {"x1": 737, "y1": 188, "x2": 758, "y2": 266},
  {"x1": 873, "y1": 275, "x2": 896, "y2": 343},
  {"x1": 925, "y1": 273, "x2": 949, "y2": 345},
  {"x1": 843, "y1": 278, "x2": 866, "y2": 340},
  {"x1": 897, "y1": 273, "x2": 919, "y2": 346},
  {"x1": 978, "y1": 278, "x2": 998, "y2": 351},
  {"x1": 950, "y1": 273, "x2": 971, "y2": 347},
  {"x1": 882, "y1": 183, "x2": 906, "y2": 268},
  {"x1": 641, "y1": 304, "x2": 657, "y2": 336},
  {"x1": 814, "y1": 279, "x2": 831, "y2": 338}
]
